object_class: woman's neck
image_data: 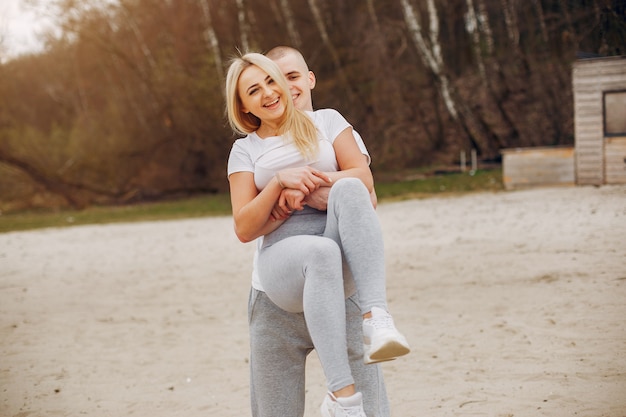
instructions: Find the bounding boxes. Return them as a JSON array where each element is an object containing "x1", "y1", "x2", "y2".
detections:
[{"x1": 256, "y1": 122, "x2": 280, "y2": 139}]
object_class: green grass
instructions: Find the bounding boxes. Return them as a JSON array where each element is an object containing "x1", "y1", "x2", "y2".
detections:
[
  {"x1": 375, "y1": 168, "x2": 503, "y2": 201},
  {"x1": 0, "y1": 168, "x2": 503, "y2": 234},
  {"x1": 0, "y1": 194, "x2": 233, "y2": 234}
]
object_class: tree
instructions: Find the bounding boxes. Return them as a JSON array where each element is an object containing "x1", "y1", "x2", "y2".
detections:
[{"x1": 1, "y1": 0, "x2": 624, "y2": 211}]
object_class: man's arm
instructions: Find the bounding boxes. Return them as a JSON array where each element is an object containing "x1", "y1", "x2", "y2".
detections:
[
  {"x1": 304, "y1": 151, "x2": 378, "y2": 211},
  {"x1": 305, "y1": 183, "x2": 378, "y2": 211}
]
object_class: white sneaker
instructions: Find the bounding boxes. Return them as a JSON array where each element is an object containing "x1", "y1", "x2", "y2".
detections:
[
  {"x1": 320, "y1": 392, "x2": 367, "y2": 417},
  {"x1": 363, "y1": 306, "x2": 410, "y2": 364}
]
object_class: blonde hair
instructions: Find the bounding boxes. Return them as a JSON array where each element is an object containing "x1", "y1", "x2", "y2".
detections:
[{"x1": 225, "y1": 52, "x2": 319, "y2": 159}]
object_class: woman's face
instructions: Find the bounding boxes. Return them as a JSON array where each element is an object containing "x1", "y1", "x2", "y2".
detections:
[{"x1": 237, "y1": 64, "x2": 286, "y2": 125}]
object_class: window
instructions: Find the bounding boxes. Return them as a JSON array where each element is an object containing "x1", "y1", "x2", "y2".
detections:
[{"x1": 604, "y1": 90, "x2": 626, "y2": 136}]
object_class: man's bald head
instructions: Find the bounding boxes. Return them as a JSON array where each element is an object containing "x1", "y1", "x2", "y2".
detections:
[{"x1": 266, "y1": 46, "x2": 316, "y2": 111}]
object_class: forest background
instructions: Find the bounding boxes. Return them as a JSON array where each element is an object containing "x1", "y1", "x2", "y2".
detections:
[{"x1": 0, "y1": 0, "x2": 624, "y2": 212}]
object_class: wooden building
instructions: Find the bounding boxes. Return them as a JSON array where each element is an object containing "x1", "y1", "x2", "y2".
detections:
[
  {"x1": 573, "y1": 55, "x2": 626, "y2": 185},
  {"x1": 502, "y1": 56, "x2": 626, "y2": 190}
]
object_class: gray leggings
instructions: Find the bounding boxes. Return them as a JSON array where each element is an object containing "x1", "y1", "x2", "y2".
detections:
[{"x1": 258, "y1": 178, "x2": 388, "y2": 392}]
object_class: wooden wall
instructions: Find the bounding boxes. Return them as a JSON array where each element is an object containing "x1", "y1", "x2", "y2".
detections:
[
  {"x1": 501, "y1": 147, "x2": 575, "y2": 190},
  {"x1": 572, "y1": 56, "x2": 626, "y2": 185}
]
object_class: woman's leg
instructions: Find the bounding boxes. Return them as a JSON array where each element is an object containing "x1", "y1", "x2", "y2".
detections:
[
  {"x1": 345, "y1": 294, "x2": 390, "y2": 417},
  {"x1": 324, "y1": 178, "x2": 410, "y2": 364},
  {"x1": 258, "y1": 234, "x2": 354, "y2": 392},
  {"x1": 324, "y1": 177, "x2": 387, "y2": 313}
]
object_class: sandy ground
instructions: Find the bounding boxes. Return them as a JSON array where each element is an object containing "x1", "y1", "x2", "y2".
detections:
[{"x1": 1, "y1": 185, "x2": 625, "y2": 417}]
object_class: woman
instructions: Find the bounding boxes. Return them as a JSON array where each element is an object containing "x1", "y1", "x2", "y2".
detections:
[{"x1": 225, "y1": 52, "x2": 409, "y2": 417}]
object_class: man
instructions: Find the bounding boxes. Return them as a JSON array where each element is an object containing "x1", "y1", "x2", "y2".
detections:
[
  {"x1": 245, "y1": 45, "x2": 390, "y2": 417},
  {"x1": 268, "y1": 46, "x2": 378, "y2": 211}
]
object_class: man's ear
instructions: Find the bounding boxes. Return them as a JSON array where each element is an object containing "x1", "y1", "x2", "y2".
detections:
[{"x1": 309, "y1": 71, "x2": 317, "y2": 90}]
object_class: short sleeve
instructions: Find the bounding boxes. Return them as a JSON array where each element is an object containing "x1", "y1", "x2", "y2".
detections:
[
  {"x1": 311, "y1": 109, "x2": 371, "y2": 165},
  {"x1": 227, "y1": 139, "x2": 254, "y2": 177}
]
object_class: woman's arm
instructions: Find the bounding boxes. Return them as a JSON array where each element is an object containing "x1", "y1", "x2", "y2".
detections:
[
  {"x1": 229, "y1": 171, "x2": 286, "y2": 243},
  {"x1": 273, "y1": 127, "x2": 376, "y2": 214},
  {"x1": 229, "y1": 167, "x2": 332, "y2": 243}
]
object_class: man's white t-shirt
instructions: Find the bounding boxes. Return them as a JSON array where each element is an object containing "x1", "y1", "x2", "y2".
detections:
[{"x1": 227, "y1": 109, "x2": 371, "y2": 291}]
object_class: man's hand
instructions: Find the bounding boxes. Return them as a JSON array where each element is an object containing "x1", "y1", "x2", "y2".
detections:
[
  {"x1": 304, "y1": 187, "x2": 378, "y2": 211},
  {"x1": 304, "y1": 187, "x2": 330, "y2": 211}
]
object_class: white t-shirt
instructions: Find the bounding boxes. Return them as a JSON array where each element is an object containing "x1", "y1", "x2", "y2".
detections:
[
  {"x1": 227, "y1": 109, "x2": 369, "y2": 183},
  {"x1": 227, "y1": 108, "x2": 371, "y2": 291}
]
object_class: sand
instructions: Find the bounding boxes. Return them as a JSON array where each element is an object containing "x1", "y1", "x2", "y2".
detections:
[{"x1": 1, "y1": 184, "x2": 625, "y2": 417}]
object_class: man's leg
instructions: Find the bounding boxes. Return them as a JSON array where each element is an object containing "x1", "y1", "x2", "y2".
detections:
[
  {"x1": 346, "y1": 294, "x2": 390, "y2": 417},
  {"x1": 249, "y1": 288, "x2": 313, "y2": 417}
]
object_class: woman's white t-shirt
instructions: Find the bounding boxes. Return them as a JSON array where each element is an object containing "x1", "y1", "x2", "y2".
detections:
[
  {"x1": 227, "y1": 109, "x2": 369, "y2": 184},
  {"x1": 227, "y1": 108, "x2": 370, "y2": 291}
]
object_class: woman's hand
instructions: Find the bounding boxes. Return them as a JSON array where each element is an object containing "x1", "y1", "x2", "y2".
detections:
[
  {"x1": 280, "y1": 189, "x2": 307, "y2": 212},
  {"x1": 270, "y1": 189, "x2": 308, "y2": 221},
  {"x1": 276, "y1": 166, "x2": 332, "y2": 195}
]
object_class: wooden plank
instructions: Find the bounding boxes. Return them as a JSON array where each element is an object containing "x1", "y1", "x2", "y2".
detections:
[
  {"x1": 574, "y1": 74, "x2": 626, "y2": 87},
  {"x1": 502, "y1": 147, "x2": 575, "y2": 190},
  {"x1": 575, "y1": 148, "x2": 603, "y2": 158},
  {"x1": 575, "y1": 117, "x2": 603, "y2": 125},
  {"x1": 575, "y1": 142, "x2": 603, "y2": 150},
  {"x1": 574, "y1": 114, "x2": 603, "y2": 123},
  {"x1": 575, "y1": 155, "x2": 602, "y2": 162},
  {"x1": 573, "y1": 57, "x2": 626, "y2": 73},
  {"x1": 574, "y1": 125, "x2": 603, "y2": 133},
  {"x1": 605, "y1": 137, "x2": 626, "y2": 184},
  {"x1": 573, "y1": 109, "x2": 602, "y2": 119}
]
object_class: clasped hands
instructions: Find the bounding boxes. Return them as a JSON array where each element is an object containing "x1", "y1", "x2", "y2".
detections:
[{"x1": 271, "y1": 166, "x2": 332, "y2": 221}]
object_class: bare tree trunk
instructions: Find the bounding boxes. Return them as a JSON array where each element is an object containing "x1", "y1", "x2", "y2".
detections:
[
  {"x1": 559, "y1": 0, "x2": 574, "y2": 35},
  {"x1": 280, "y1": 0, "x2": 302, "y2": 48},
  {"x1": 476, "y1": 0, "x2": 493, "y2": 55},
  {"x1": 307, "y1": 0, "x2": 353, "y2": 99},
  {"x1": 401, "y1": 0, "x2": 458, "y2": 120},
  {"x1": 500, "y1": 0, "x2": 529, "y2": 74},
  {"x1": 366, "y1": 0, "x2": 382, "y2": 35},
  {"x1": 401, "y1": 0, "x2": 491, "y2": 153},
  {"x1": 82, "y1": 18, "x2": 152, "y2": 132},
  {"x1": 465, "y1": 0, "x2": 517, "y2": 148},
  {"x1": 501, "y1": 0, "x2": 520, "y2": 47},
  {"x1": 198, "y1": 0, "x2": 223, "y2": 83},
  {"x1": 559, "y1": 0, "x2": 582, "y2": 51},
  {"x1": 236, "y1": 0, "x2": 250, "y2": 51},
  {"x1": 119, "y1": 5, "x2": 158, "y2": 72},
  {"x1": 307, "y1": 0, "x2": 334, "y2": 62},
  {"x1": 465, "y1": 0, "x2": 487, "y2": 83},
  {"x1": 72, "y1": 50, "x2": 89, "y2": 113},
  {"x1": 99, "y1": 9, "x2": 161, "y2": 116},
  {"x1": 532, "y1": 0, "x2": 549, "y2": 44}
]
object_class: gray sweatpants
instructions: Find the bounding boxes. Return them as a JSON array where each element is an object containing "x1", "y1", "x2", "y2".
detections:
[
  {"x1": 248, "y1": 288, "x2": 390, "y2": 417},
  {"x1": 258, "y1": 178, "x2": 388, "y2": 393}
]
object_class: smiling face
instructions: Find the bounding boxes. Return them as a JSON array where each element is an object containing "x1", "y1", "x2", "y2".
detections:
[
  {"x1": 272, "y1": 52, "x2": 316, "y2": 112},
  {"x1": 237, "y1": 64, "x2": 287, "y2": 130}
]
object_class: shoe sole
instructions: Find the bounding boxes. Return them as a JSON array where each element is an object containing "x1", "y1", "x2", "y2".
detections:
[{"x1": 364, "y1": 340, "x2": 410, "y2": 364}]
